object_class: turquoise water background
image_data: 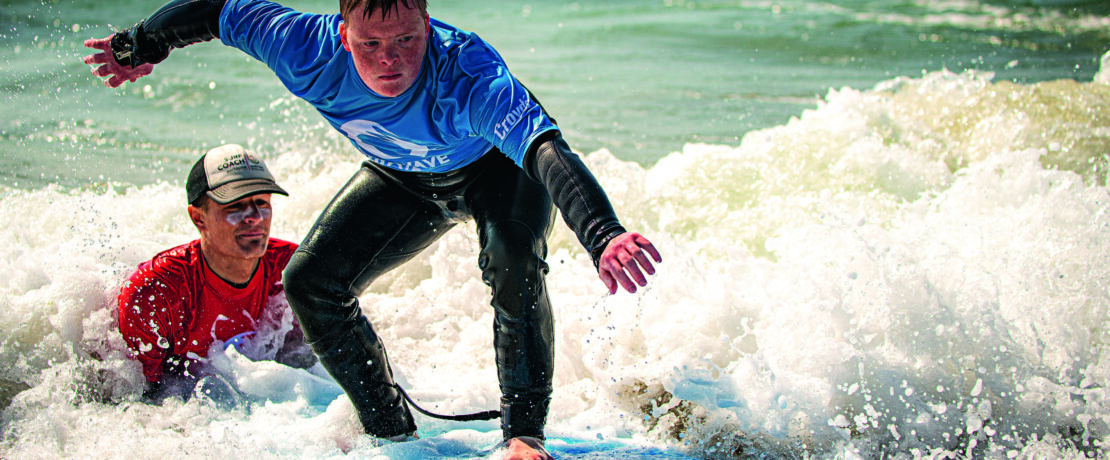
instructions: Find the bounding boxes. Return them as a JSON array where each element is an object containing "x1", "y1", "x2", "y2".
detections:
[{"x1": 1, "y1": 0, "x2": 1107, "y2": 188}]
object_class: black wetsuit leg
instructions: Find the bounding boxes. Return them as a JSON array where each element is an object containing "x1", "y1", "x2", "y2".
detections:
[
  {"x1": 285, "y1": 151, "x2": 556, "y2": 440},
  {"x1": 282, "y1": 164, "x2": 455, "y2": 438},
  {"x1": 464, "y1": 154, "x2": 557, "y2": 441}
]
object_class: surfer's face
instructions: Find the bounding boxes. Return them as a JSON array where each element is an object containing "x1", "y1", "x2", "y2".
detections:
[
  {"x1": 339, "y1": 3, "x2": 429, "y2": 98},
  {"x1": 193, "y1": 194, "x2": 273, "y2": 261}
]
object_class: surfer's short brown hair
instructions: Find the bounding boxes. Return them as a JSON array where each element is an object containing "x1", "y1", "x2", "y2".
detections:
[{"x1": 340, "y1": 0, "x2": 428, "y2": 22}]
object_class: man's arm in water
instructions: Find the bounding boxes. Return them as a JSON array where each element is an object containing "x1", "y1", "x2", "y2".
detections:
[{"x1": 82, "y1": 0, "x2": 226, "y2": 87}]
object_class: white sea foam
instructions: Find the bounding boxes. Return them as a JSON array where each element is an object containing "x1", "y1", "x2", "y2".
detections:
[
  {"x1": 1097, "y1": 49, "x2": 1110, "y2": 86},
  {"x1": 1, "y1": 67, "x2": 1108, "y2": 458}
]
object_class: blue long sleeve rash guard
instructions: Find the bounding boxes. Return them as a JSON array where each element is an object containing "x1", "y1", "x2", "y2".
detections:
[{"x1": 219, "y1": 0, "x2": 558, "y2": 173}]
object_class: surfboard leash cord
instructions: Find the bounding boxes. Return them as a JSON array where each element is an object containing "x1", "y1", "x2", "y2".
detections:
[{"x1": 391, "y1": 383, "x2": 501, "y2": 422}]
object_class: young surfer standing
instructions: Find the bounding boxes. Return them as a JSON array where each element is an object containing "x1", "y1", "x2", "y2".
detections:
[{"x1": 85, "y1": 1, "x2": 662, "y2": 458}]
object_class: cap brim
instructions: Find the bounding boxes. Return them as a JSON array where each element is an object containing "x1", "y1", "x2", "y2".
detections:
[{"x1": 206, "y1": 179, "x2": 289, "y2": 205}]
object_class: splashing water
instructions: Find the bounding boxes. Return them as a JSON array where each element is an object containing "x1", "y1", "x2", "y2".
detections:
[{"x1": 2, "y1": 54, "x2": 1108, "y2": 458}]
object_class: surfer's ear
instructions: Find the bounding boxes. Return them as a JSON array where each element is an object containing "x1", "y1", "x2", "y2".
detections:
[
  {"x1": 339, "y1": 22, "x2": 351, "y2": 51},
  {"x1": 188, "y1": 205, "x2": 207, "y2": 231}
]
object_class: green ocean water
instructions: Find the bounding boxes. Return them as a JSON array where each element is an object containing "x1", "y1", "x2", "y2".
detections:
[{"x1": 1, "y1": 0, "x2": 1107, "y2": 189}]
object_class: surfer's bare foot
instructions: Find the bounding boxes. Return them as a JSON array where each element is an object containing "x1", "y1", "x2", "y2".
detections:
[{"x1": 503, "y1": 436, "x2": 553, "y2": 460}]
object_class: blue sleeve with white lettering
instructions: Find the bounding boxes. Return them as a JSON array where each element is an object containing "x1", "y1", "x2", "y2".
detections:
[
  {"x1": 431, "y1": 22, "x2": 557, "y2": 165},
  {"x1": 478, "y1": 76, "x2": 557, "y2": 165}
]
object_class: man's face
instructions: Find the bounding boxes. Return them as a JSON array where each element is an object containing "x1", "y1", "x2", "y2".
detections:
[
  {"x1": 191, "y1": 194, "x2": 273, "y2": 261},
  {"x1": 339, "y1": 3, "x2": 429, "y2": 97}
]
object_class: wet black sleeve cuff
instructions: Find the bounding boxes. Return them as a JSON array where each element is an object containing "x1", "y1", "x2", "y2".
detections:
[
  {"x1": 523, "y1": 130, "x2": 626, "y2": 267},
  {"x1": 111, "y1": 0, "x2": 227, "y2": 68}
]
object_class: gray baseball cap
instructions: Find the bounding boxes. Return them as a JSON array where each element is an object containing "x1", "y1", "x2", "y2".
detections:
[{"x1": 186, "y1": 144, "x2": 288, "y2": 205}]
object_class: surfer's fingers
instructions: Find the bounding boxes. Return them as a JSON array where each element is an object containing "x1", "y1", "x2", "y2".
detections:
[
  {"x1": 599, "y1": 270, "x2": 618, "y2": 295},
  {"x1": 626, "y1": 234, "x2": 662, "y2": 268},
  {"x1": 615, "y1": 268, "x2": 639, "y2": 293},
  {"x1": 631, "y1": 249, "x2": 656, "y2": 276},
  {"x1": 100, "y1": 65, "x2": 152, "y2": 87},
  {"x1": 83, "y1": 50, "x2": 112, "y2": 66},
  {"x1": 596, "y1": 232, "x2": 664, "y2": 294},
  {"x1": 129, "y1": 64, "x2": 154, "y2": 80},
  {"x1": 83, "y1": 36, "x2": 112, "y2": 51},
  {"x1": 599, "y1": 261, "x2": 637, "y2": 294},
  {"x1": 90, "y1": 62, "x2": 115, "y2": 77},
  {"x1": 608, "y1": 242, "x2": 649, "y2": 285},
  {"x1": 620, "y1": 256, "x2": 648, "y2": 288},
  {"x1": 607, "y1": 255, "x2": 642, "y2": 293},
  {"x1": 106, "y1": 73, "x2": 134, "y2": 88},
  {"x1": 637, "y1": 236, "x2": 662, "y2": 263}
]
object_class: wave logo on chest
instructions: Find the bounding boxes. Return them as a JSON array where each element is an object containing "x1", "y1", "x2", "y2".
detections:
[{"x1": 339, "y1": 119, "x2": 430, "y2": 160}]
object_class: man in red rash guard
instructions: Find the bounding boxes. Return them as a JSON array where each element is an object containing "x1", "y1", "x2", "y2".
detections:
[{"x1": 117, "y1": 144, "x2": 314, "y2": 401}]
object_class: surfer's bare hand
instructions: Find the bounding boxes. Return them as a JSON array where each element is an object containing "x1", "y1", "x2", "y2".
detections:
[
  {"x1": 503, "y1": 437, "x2": 554, "y2": 460},
  {"x1": 598, "y1": 232, "x2": 662, "y2": 295},
  {"x1": 83, "y1": 35, "x2": 154, "y2": 88}
]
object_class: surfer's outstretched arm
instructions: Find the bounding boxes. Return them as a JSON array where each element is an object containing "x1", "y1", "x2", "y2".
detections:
[
  {"x1": 82, "y1": 0, "x2": 226, "y2": 88},
  {"x1": 522, "y1": 131, "x2": 663, "y2": 295}
]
